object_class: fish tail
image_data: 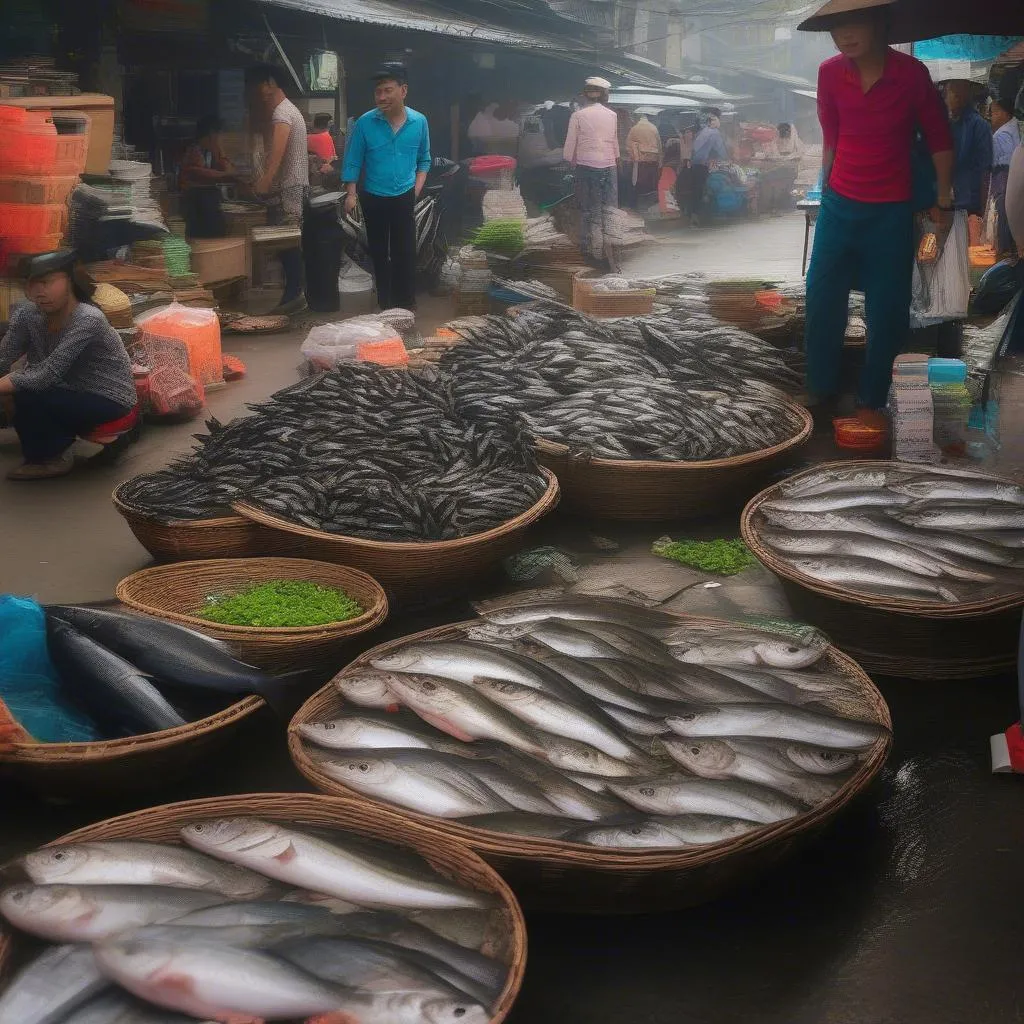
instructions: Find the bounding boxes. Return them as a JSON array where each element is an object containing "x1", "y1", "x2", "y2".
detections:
[
  {"x1": 258, "y1": 669, "x2": 316, "y2": 718},
  {"x1": 472, "y1": 586, "x2": 568, "y2": 614}
]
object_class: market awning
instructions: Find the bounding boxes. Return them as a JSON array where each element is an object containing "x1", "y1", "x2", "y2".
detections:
[
  {"x1": 924, "y1": 58, "x2": 992, "y2": 85},
  {"x1": 792, "y1": 88, "x2": 818, "y2": 101},
  {"x1": 608, "y1": 91, "x2": 701, "y2": 109},
  {"x1": 255, "y1": 0, "x2": 571, "y2": 48}
]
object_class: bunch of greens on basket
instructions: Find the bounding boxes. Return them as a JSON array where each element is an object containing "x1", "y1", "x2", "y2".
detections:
[
  {"x1": 471, "y1": 219, "x2": 525, "y2": 255},
  {"x1": 652, "y1": 537, "x2": 758, "y2": 576},
  {"x1": 197, "y1": 581, "x2": 364, "y2": 628}
]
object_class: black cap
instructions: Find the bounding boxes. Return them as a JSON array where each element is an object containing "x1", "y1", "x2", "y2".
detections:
[
  {"x1": 19, "y1": 248, "x2": 77, "y2": 281},
  {"x1": 372, "y1": 63, "x2": 407, "y2": 85}
]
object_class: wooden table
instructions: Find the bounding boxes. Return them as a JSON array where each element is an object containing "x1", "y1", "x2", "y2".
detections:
[{"x1": 797, "y1": 198, "x2": 821, "y2": 277}]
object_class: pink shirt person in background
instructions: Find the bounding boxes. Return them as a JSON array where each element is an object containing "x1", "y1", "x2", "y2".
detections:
[{"x1": 567, "y1": 76, "x2": 621, "y2": 269}]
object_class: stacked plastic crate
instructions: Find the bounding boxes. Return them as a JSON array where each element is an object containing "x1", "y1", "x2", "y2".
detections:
[{"x1": 0, "y1": 105, "x2": 89, "y2": 273}]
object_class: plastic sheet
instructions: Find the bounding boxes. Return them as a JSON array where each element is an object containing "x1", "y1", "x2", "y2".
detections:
[
  {"x1": 136, "y1": 302, "x2": 223, "y2": 386},
  {"x1": 0, "y1": 596, "x2": 101, "y2": 743},
  {"x1": 300, "y1": 317, "x2": 401, "y2": 371}
]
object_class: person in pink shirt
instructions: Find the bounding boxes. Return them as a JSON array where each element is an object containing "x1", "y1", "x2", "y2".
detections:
[
  {"x1": 565, "y1": 76, "x2": 620, "y2": 267},
  {"x1": 798, "y1": 0, "x2": 954, "y2": 416}
]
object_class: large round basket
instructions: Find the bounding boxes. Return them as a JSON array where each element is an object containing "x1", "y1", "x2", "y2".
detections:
[
  {"x1": 113, "y1": 485, "x2": 301, "y2": 562},
  {"x1": 741, "y1": 461, "x2": 1024, "y2": 679},
  {"x1": 0, "y1": 697, "x2": 265, "y2": 802},
  {"x1": 114, "y1": 557, "x2": 389, "y2": 672},
  {"x1": 231, "y1": 469, "x2": 560, "y2": 602},
  {"x1": 288, "y1": 619, "x2": 892, "y2": 914},
  {"x1": 532, "y1": 405, "x2": 812, "y2": 520},
  {"x1": 0, "y1": 793, "x2": 526, "y2": 1024}
]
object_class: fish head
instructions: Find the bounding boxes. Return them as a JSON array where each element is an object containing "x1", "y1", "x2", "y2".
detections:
[
  {"x1": 786, "y1": 745, "x2": 858, "y2": 776},
  {"x1": 664, "y1": 738, "x2": 735, "y2": 778},
  {"x1": 577, "y1": 821, "x2": 676, "y2": 848},
  {"x1": 667, "y1": 708, "x2": 721, "y2": 733},
  {"x1": 337, "y1": 671, "x2": 398, "y2": 707},
  {"x1": 298, "y1": 720, "x2": 356, "y2": 744},
  {"x1": 370, "y1": 647, "x2": 425, "y2": 672},
  {"x1": 606, "y1": 778, "x2": 674, "y2": 812},
  {"x1": 423, "y1": 998, "x2": 490, "y2": 1024},
  {"x1": 753, "y1": 638, "x2": 825, "y2": 669},
  {"x1": 0, "y1": 883, "x2": 90, "y2": 928},
  {"x1": 333, "y1": 755, "x2": 397, "y2": 788},
  {"x1": 384, "y1": 673, "x2": 443, "y2": 699},
  {"x1": 181, "y1": 817, "x2": 283, "y2": 858},
  {"x1": 21, "y1": 844, "x2": 90, "y2": 884}
]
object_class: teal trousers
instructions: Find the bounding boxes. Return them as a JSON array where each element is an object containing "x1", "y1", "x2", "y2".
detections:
[{"x1": 805, "y1": 189, "x2": 914, "y2": 409}]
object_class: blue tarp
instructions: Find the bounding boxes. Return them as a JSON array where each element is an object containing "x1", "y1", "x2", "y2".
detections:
[{"x1": 915, "y1": 35, "x2": 1022, "y2": 63}]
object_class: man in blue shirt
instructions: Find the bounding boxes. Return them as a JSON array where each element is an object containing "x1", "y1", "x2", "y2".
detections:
[{"x1": 342, "y1": 66, "x2": 431, "y2": 311}]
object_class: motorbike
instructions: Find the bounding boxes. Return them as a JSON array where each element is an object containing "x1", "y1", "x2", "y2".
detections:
[{"x1": 339, "y1": 157, "x2": 468, "y2": 286}]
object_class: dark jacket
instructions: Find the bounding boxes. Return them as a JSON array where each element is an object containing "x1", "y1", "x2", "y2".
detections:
[{"x1": 951, "y1": 106, "x2": 993, "y2": 214}]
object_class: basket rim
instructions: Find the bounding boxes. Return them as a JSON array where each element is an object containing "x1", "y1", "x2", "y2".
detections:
[
  {"x1": 112, "y1": 484, "x2": 249, "y2": 530},
  {"x1": 113, "y1": 557, "x2": 389, "y2": 637},
  {"x1": 0, "y1": 695, "x2": 264, "y2": 766},
  {"x1": 1, "y1": 792, "x2": 527, "y2": 1024},
  {"x1": 231, "y1": 468, "x2": 560, "y2": 554},
  {"x1": 533, "y1": 402, "x2": 812, "y2": 472},
  {"x1": 288, "y1": 614, "x2": 892, "y2": 871},
  {"x1": 741, "y1": 459, "x2": 1024, "y2": 619}
]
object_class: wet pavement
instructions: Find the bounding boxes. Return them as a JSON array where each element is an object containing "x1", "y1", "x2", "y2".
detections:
[{"x1": 2, "y1": 212, "x2": 1022, "y2": 1022}]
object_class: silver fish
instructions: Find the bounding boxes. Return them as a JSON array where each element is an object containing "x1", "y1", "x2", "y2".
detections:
[
  {"x1": 20, "y1": 841, "x2": 272, "y2": 898},
  {"x1": 563, "y1": 620, "x2": 680, "y2": 666},
  {"x1": 568, "y1": 814, "x2": 757, "y2": 848},
  {"x1": 785, "y1": 556, "x2": 960, "y2": 602},
  {"x1": 473, "y1": 593, "x2": 680, "y2": 632},
  {"x1": 471, "y1": 677, "x2": 641, "y2": 761},
  {"x1": 336, "y1": 669, "x2": 402, "y2": 709},
  {"x1": 762, "y1": 490, "x2": 912, "y2": 513},
  {"x1": 525, "y1": 619, "x2": 635, "y2": 661},
  {"x1": 463, "y1": 812, "x2": 580, "y2": 839},
  {"x1": 666, "y1": 703, "x2": 885, "y2": 750},
  {"x1": 889, "y1": 503, "x2": 1024, "y2": 532},
  {"x1": 0, "y1": 944, "x2": 107, "y2": 1024},
  {"x1": 58, "y1": 991, "x2": 208, "y2": 1023},
  {"x1": 181, "y1": 817, "x2": 493, "y2": 910},
  {"x1": 662, "y1": 629, "x2": 825, "y2": 669},
  {"x1": 536, "y1": 734, "x2": 649, "y2": 777},
  {"x1": 608, "y1": 774, "x2": 804, "y2": 823},
  {"x1": 781, "y1": 467, "x2": 890, "y2": 497},
  {"x1": 528, "y1": 650, "x2": 662, "y2": 713},
  {"x1": 382, "y1": 672, "x2": 547, "y2": 756},
  {"x1": 305, "y1": 748, "x2": 516, "y2": 818},
  {"x1": 601, "y1": 703, "x2": 673, "y2": 736},
  {"x1": 298, "y1": 714, "x2": 438, "y2": 750},
  {"x1": 661, "y1": 737, "x2": 852, "y2": 805},
  {"x1": 0, "y1": 884, "x2": 226, "y2": 943},
  {"x1": 890, "y1": 478, "x2": 1024, "y2": 505}
]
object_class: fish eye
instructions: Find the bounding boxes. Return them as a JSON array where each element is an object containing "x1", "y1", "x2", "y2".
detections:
[
  {"x1": 639, "y1": 787, "x2": 655, "y2": 796},
  {"x1": 53, "y1": 851, "x2": 66, "y2": 860},
  {"x1": 690, "y1": 746, "x2": 701, "y2": 755},
  {"x1": 422, "y1": 681, "x2": 436, "y2": 692},
  {"x1": 359, "y1": 763, "x2": 370, "y2": 772},
  {"x1": 192, "y1": 825, "x2": 204, "y2": 833},
  {"x1": 679, "y1": 713, "x2": 696, "y2": 722},
  {"x1": 786, "y1": 646, "x2": 800, "y2": 654},
  {"x1": 454, "y1": 1011, "x2": 467, "y2": 1019},
  {"x1": 324, "y1": 722, "x2": 336, "y2": 730},
  {"x1": 629, "y1": 827, "x2": 643, "y2": 836}
]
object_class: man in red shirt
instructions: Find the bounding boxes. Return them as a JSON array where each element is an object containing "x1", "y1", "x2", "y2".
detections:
[{"x1": 798, "y1": 0, "x2": 954, "y2": 414}]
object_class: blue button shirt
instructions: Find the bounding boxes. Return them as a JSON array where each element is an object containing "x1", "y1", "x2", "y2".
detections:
[
  {"x1": 342, "y1": 106, "x2": 431, "y2": 198},
  {"x1": 950, "y1": 106, "x2": 993, "y2": 214}
]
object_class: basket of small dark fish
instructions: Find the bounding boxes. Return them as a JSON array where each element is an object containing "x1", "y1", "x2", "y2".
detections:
[
  {"x1": 438, "y1": 307, "x2": 811, "y2": 519},
  {"x1": 115, "y1": 365, "x2": 559, "y2": 597},
  {"x1": 288, "y1": 592, "x2": 891, "y2": 913},
  {"x1": 742, "y1": 461, "x2": 1024, "y2": 678},
  {"x1": 0, "y1": 606, "x2": 307, "y2": 800},
  {"x1": 0, "y1": 793, "x2": 526, "y2": 1023},
  {"x1": 114, "y1": 558, "x2": 388, "y2": 673}
]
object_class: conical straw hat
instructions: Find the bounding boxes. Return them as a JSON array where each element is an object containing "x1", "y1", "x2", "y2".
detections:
[{"x1": 798, "y1": 0, "x2": 897, "y2": 32}]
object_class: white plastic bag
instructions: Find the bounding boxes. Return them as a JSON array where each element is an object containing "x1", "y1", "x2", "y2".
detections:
[
  {"x1": 338, "y1": 254, "x2": 374, "y2": 294},
  {"x1": 300, "y1": 316, "x2": 398, "y2": 371},
  {"x1": 913, "y1": 211, "x2": 971, "y2": 322}
]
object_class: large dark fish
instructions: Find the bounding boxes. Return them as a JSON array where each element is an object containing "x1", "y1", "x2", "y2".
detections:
[
  {"x1": 46, "y1": 606, "x2": 293, "y2": 716},
  {"x1": 46, "y1": 620, "x2": 186, "y2": 736}
]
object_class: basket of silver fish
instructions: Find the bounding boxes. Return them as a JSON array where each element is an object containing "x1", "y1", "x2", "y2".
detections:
[
  {"x1": 742, "y1": 461, "x2": 1024, "y2": 678},
  {"x1": 0, "y1": 605, "x2": 310, "y2": 801},
  {"x1": 0, "y1": 792, "x2": 526, "y2": 1024},
  {"x1": 288, "y1": 592, "x2": 891, "y2": 913},
  {"x1": 114, "y1": 558, "x2": 388, "y2": 673},
  {"x1": 115, "y1": 366, "x2": 559, "y2": 599},
  {"x1": 439, "y1": 306, "x2": 811, "y2": 520}
]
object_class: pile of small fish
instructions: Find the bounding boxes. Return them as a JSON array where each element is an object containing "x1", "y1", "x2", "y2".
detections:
[
  {"x1": 34, "y1": 606, "x2": 295, "y2": 741},
  {"x1": 297, "y1": 593, "x2": 888, "y2": 848},
  {"x1": 754, "y1": 463, "x2": 1024, "y2": 605},
  {"x1": 0, "y1": 817, "x2": 506, "y2": 1023},
  {"x1": 117, "y1": 364, "x2": 549, "y2": 540},
  {"x1": 438, "y1": 307, "x2": 806, "y2": 461}
]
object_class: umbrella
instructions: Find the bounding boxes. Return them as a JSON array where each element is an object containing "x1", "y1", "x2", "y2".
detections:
[{"x1": 888, "y1": 0, "x2": 1024, "y2": 43}]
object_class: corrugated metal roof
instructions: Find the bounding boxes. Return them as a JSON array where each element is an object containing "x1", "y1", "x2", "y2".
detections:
[{"x1": 257, "y1": 0, "x2": 567, "y2": 48}]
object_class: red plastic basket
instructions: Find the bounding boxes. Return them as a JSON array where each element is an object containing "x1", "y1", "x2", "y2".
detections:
[
  {"x1": 0, "y1": 118, "x2": 89, "y2": 176},
  {"x1": 0, "y1": 202, "x2": 66, "y2": 235},
  {"x1": 0, "y1": 175, "x2": 79, "y2": 205}
]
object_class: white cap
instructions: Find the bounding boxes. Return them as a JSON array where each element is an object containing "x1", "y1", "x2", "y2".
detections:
[{"x1": 585, "y1": 76, "x2": 612, "y2": 90}]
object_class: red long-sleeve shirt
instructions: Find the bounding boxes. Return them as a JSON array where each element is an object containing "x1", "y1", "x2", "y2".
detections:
[{"x1": 818, "y1": 48, "x2": 953, "y2": 204}]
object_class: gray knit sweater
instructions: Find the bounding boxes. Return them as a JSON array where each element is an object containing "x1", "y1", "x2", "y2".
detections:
[{"x1": 0, "y1": 302, "x2": 136, "y2": 409}]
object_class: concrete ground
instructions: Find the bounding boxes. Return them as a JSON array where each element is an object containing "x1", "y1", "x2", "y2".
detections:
[{"x1": 3, "y1": 211, "x2": 1022, "y2": 1023}]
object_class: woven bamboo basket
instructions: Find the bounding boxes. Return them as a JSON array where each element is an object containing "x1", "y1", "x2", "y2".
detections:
[
  {"x1": 741, "y1": 461, "x2": 1024, "y2": 678},
  {"x1": 231, "y1": 470, "x2": 560, "y2": 602},
  {"x1": 0, "y1": 793, "x2": 526, "y2": 1024},
  {"x1": 573, "y1": 275, "x2": 656, "y2": 317},
  {"x1": 288, "y1": 619, "x2": 892, "y2": 914},
  {"x1": 113, "y1": 557, "x2": 389, "y2": 672},
  {"x1": 0, "y1": 697, "x2": 265, "y2": 802},
  {"x1": 533, "y1": 407, "x2": 812, "y2": 520},
  {"x1": 113, "y1": 484, "x2": 301, "y2": 562}
]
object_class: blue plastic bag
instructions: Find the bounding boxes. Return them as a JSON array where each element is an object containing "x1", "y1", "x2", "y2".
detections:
[{"x1": 0, "y1": 595, "x2": 102, "y2": 743}]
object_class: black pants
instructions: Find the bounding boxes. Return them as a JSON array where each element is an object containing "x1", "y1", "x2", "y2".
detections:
[
  {"x1": 361, "y1": 188, "x2": 417, "y2": 311},
  {"x1": 13, "y1": 388, "x2": 133, "y2": 462}
]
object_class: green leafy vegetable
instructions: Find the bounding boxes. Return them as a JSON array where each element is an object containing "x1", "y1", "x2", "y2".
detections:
[
  {"x1": 197, "y1": 580, "x2": 364, "y2": 628},
  {"x1": 471, "y1": 219, "x2": 525, "y2": 255},
  {"x1": 652, "y1": 537, "x2": 758, "y2": 576}
]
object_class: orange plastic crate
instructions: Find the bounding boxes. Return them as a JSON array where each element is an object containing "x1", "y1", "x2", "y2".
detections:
[
  {"x1": 0, "y1": 175, "x2": 79, "y2": 205},
  {"x1": 0, "y1": 232, "x2": 64, "y2": 272},
  {"x1": 0, "y1": 202, "x2": 66, "y2": 235},
  {"x1": 357, "y1": 339, "x2": 409, "y2": 366},
  {"x1": 0, "y1": 123, "x2": 89, "y2": 176}
]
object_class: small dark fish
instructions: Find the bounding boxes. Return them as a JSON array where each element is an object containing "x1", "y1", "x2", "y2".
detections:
[{"x1": 46, "y1": 619, "x2": 186, "y2": 736}]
